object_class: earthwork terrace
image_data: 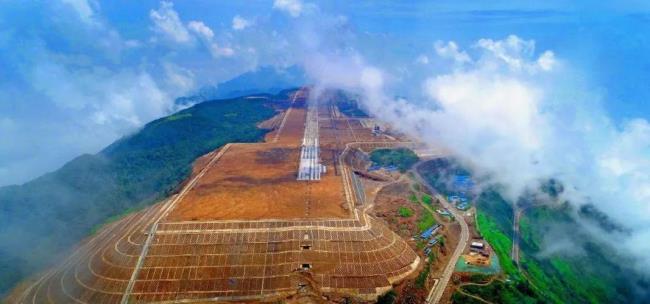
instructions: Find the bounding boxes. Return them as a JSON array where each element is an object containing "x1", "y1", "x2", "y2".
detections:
[{"x1": 18, "y1": 88, "x2": 420, "y2": 304}]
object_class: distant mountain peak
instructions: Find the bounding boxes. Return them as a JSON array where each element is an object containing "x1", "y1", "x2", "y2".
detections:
[{"x1": 175, "y1": 65, "x2": 306, "y2": 107}]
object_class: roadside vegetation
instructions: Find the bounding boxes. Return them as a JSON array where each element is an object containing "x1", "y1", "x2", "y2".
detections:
[
  {"x1": 376, "y1": 289, "x2": 397, "y2": 304},
  {"x1": 416, "y1": 258, "x2": 433, "y2": 288},
  {"x1": 421, "y1": 193, "x2": 433, "y2": 205},
  {"x1": 476, "y1": 211, "x2": 518, "y2": 277},
  {"x1": 454, "y1": 279, "x2": 540, "y2": 304},
  {"x1": 370, "y1": 148, "x2": 419, "y2": 173},
  {"x1": 416, "y1": 211, "x2": 436, "y2": 233},
  {"x1": 408, "y1": 192, "x2": 419, "y2": 203},
  {"x1": 0, "y1": 93, "x2": 281, "y2": 296},
  {"x1": 418, "y1": 158, "x2": 649, "y2": 304}
]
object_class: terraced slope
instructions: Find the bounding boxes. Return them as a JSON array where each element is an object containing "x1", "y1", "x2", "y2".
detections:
[
  {"x1": 14, "y1": 89, "x2": 421, "y2": 303},
  {"x1": 0, "y1": 92, "x2": 286, "y2": 297}
]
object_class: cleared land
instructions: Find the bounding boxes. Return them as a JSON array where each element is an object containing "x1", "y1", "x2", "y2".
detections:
[
  {"x1": 17, "y1": 89, "x2": 421, "y2": 304},
  {"x1": 165, "y1": 95, "x2": 350, "y2": 221}
]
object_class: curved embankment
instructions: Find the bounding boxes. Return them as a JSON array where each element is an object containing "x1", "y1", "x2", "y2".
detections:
[
  {"x1": 16, "y1": 91, "x2": 420, "y2": 304},
  {"x1": 17, "y1": 203, "x2": 419, "y2": 303}
]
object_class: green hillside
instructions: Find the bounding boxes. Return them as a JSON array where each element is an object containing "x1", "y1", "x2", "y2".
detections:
[
  {"x1": 417, "y1": 158, "x2": 649, "y2": 304},
  {"x1": 0, "y1": 92, "x2": 286, "y2": 295},
  {"x1": 370, "y1": 148, "x2": 419, "y2": 173}
]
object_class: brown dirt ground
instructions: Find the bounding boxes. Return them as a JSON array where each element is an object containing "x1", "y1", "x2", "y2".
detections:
[
  {"x1": 165, "y1": 142, "x2": 349, "y2": 221},
  {"x1": 15, "y1": 89, "x2": 428, "y2": 304},
  {"x1": 370, "y1": 176, "x2": 467, "y2": 304},
  {"x1": 165, "y1": 99, "x2": 352, "y2": 221},
  {"x1": 372, "y1": 182, "x2": 423, "y2": 238},
  {"x1": 272, "y1": 107, "x2": 307, "y2": 145},
  {"x1": 257, "y1": 111, "x2": 284, "y2": 130}
]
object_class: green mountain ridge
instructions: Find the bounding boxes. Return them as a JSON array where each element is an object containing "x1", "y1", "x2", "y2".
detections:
[{"x1": 0, "y1": 91, "x2": 290, "y2": 296}]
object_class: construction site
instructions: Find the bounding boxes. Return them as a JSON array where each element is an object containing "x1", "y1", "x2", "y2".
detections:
[{"x1": 17, "y1": 89, "x2": 425, "y2": 303}]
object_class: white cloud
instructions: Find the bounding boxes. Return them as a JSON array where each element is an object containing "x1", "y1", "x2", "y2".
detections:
[
  {"x1": 597, "y1": 119, "x2": 650, "y2": 218},
  {"x1": 148, "y1": 2, "x2": 233, "y2": 58},
  {"x1": 434, "y1": 40, "x2": 471, "y2": 64},
  {"x1": 60, "y1": 0, "x2": 96, "y2": 24},
  {"x1": 31, "y1": 60, "x2": 172, "y2": 127},
  {"x1": 416, "y1": 54, "x2": 429, "y2": 65},
  {"x1": 124, "y1": 39, "x2": 142, "y2": 48},
  {"x1": 476, "y1": 35, "x2": 556, "y2": 72},
  {"x1": 188, "y1": 20, "x2": 234, "y2": 58},
  {"x1": 537, "y1": 50, "x2": 556, "y2": 71},
  {"x1": 163, "y1": 62, "x2": 195, "y2": 93},
  {"x1": 301, "y1": 32, "x2": 650, "y2": 271},
  {"x1": 360, "y1": 67, "x2": 384, "y2": 91},
  {"x1": 187, "y1": 20, "x2": 214, "y2": 40},
  {"x1": 0, "y1": 0, "x2": 194, "y2": 187},
  {"x1": 424, "y1": 72, "x2": 543, "y2": 151},
  {"x1": 210, "y1": 44, "x2": 234, "y2": 57},
  {"x1": 273, "y1": 0, "x2": 303, "y2": 17},
  {"x1": 232, "y1": 15, "x2": 253, "y2": 30},
  {"x1": 149, "y1": 1, "x2": 192, "y2": 44}
]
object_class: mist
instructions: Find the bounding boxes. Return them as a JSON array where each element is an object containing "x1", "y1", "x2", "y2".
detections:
[
  {"x1": 2, "y1": 0, "x2": 650, "y2": 298},
  {"x1": 282, "y1": 2, "x2": 650, "y2": 274}
]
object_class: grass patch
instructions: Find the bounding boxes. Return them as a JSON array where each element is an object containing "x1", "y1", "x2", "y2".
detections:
[
  {"x1": 398, "y1": 206, "x2": 414, "y2": 217},
  {"x1": 421, "y1": 194, "x2": 433, "y2": 205},
  {"x1": 415, "y1": 259, "x2": 432, "y2": 288},
  {"x1": 476, "y1": 211, "x2": 518, "y2": 277},
  {"x1": 451, "y1": 292, "x2": 486, "y2": 304},
  {"x1": 408, "y1": 192, "x2": 419, "y2": 203},
  {"x1": 164, "y1": 113, "x2": 192, "y2": 121},
  {"x1": 416, "y1": 211, "x2": 436, "y2": 233},
  {"x1": 370, "y1": 148, "x2": 419, "y2": 172},
  {"x1": 458, "y1": 279, "x2": 539, "y2": 304}
]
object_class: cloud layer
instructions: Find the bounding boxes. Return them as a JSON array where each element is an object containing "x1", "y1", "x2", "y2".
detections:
[
  {"x1": 273, "y1": 0, "x2": 304, "y2": 17},
  {"x1": 285, "y1": 7, "x2": 650, "y2": 273},
  {"x1": 2, "y1": 2, "x2": 650, "y2": 277},
  {"x1": 0, "y1": 0, "x2": 246, "y2": 186}
]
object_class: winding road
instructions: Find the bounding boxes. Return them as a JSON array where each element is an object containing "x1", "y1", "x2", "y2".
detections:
[
  {"x1": 511, "y1": 202, "x2": 546, "y2": 271},
  {"x1": 412, "y1": 162, "x2": 470, "y2": 304}
]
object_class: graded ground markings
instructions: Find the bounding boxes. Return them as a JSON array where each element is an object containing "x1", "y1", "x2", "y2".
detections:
[
  {"x1": 164, "y1": 142, "x2": 349, "y2": 221},
  {"x1": 18, "y1": 88, "x2": 420, "y2": 304}
]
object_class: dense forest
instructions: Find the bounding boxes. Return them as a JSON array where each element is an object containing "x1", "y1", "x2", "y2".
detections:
[{"x1": 0, "y1": 92, "x2": 287, "y2": 296}]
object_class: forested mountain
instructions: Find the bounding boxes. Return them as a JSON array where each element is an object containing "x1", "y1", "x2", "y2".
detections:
[
  {"x1": 418, "y1": 159, "x2": 650, "y2": 304},
  {"x1": 0, "y1": 91, "x2": 290, "y2": 295},
  {"x1": 175, "y1": 66, "x2": 306, "y2": 106}
]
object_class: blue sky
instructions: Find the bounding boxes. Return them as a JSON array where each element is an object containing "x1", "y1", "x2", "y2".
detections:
[{"x1": 1, "y1": 0, "x2": 650, "y2": 187}]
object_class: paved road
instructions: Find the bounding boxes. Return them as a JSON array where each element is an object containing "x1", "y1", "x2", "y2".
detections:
[{"x1": 412, "y1": 162, "x2": 469, "y2": 304}]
